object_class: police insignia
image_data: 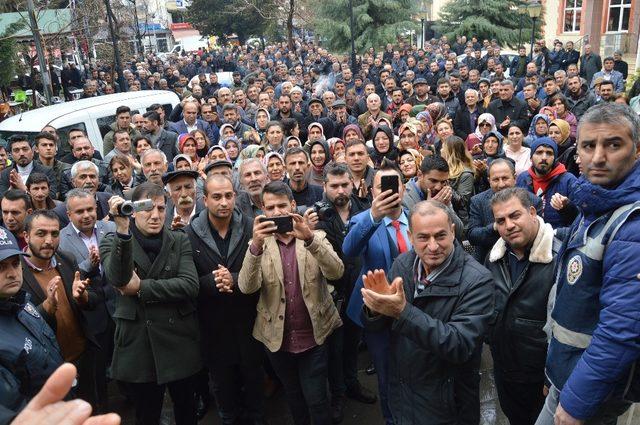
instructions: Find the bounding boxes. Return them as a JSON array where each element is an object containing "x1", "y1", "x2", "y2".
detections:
[
  {"x1": 24, "y1": 303, "x2": 40, "y2": 318},
  {"x1": 567, "y1": 255, "x2": 583, "y2": 285}
]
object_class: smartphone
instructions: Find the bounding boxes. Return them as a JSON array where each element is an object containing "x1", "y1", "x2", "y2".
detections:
[
  {"x1": 381, "y1": 175, "x2": 399, "y2": 195},
  {"x1": 259, "y1": 215, "x2": 293, "y2": 234}
]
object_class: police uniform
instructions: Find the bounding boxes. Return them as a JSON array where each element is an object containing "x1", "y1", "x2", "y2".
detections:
[{"x1": 0, "y1": 226, "x2": 63, "y2": 424}]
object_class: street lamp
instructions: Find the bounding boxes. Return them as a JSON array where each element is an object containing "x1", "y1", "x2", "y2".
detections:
[
  {"x1": 418, "y1": 0, "x2": 431, "y2": 50},
  {"x1": 517, "y1": 5, "x2": 527, "y2": 48},
  {"x1": 527, "y1": 1, "x2": 543, "y2": 57}
]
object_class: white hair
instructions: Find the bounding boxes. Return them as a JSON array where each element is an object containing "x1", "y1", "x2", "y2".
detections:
[
  {"x1": 70, "y1": 160, "x2": 99, "y2": 179},
  {"x1": 140, "y1": 148, "x2": 167, "y2": 164}
]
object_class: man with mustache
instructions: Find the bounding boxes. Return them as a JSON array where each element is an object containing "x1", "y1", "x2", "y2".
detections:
[
  {"x1": 0, "y1": 135, "x2": 58, "y2": 199},
  {"x1": 58, "y1": 137, "x2": 110, "y2": 195},
  {"x1": 163, "y1": 170, "x2": 204, "y2": 230},
  {"x1": 285, "y1": 147, "x2": 323, "y2": 209},
  {"x1": 237, "y1": 158, "x2": 269, "y2": 220},
  {"x1": 516, "y1": 137, "x2": 577, "y2": 229},
  {"x1": 20, "y1": 210, "x2": 100, "y2": 409}
]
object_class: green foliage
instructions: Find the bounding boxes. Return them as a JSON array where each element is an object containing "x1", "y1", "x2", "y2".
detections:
[
  {"x1": 187, "y1": 0, "x2": 276, "y2": 44},
  {"x1": 0, "y1": 22, "x2": 24, "y2": 88},
  {"x1": 314, "y1": 0, "x2": 418, "y2": 54},
  {"x1": 435, "y1": 0, "x2": 543, "y2": 48}
]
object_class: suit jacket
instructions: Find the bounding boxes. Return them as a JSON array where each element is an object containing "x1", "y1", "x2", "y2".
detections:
[
  {"x1": 343, "y1": 208, "x2": 408, "y2": 327},
  {"x1": 0, "y1": 162, "x2": 58, "y2": 199},
  {"x1": 58, "y1": 221, "x2": 116, "y2": 335},
  {"x1": 54, "y1": 192, "x2": 112, "y2": 228},
  {"x1": 20, "y1": 250, "x2": 100, "y2": 348},
  {"x1": 171, "y1": 116, "x2": 219, "y2": 146},
  {"x1": 154, "y1": 128, "x2": 179, "y2": 162},
  {"x1": 453, "y1": 105, "x2": 485, "y2": 140},
  {"x1": 99, "y1": 227, "x2": 202, "y2": 384},
  {"x1": 238, "y1": 231, "x2": 344, "y2": 353}
]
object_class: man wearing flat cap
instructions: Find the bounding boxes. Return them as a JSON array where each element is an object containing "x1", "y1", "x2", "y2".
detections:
[{"x1": 162, "y1": 169, "x2": 204, "y2": 230}]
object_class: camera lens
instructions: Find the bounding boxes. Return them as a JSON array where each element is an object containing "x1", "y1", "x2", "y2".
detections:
[{"x1": 117, "y1": 202, "x2": 134, "y2": 216}]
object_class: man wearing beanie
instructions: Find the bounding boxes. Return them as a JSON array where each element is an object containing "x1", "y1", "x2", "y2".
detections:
[{"x1": 516, "y1": 137, "x2": 577, "y2": 228}]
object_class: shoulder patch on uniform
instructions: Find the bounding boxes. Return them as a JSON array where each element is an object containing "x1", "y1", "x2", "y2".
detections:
[
  {"x1": 567, "y1": 255, "x2": 583, "y2": 285},
  {"x1": 24, "y1": 303, "x2": 40, "y2": 318}
]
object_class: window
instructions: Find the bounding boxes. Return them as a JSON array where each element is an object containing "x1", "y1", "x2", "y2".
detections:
[
  {"x1": 564, "y1": 0, "x2": 582, "y2": 33},
  {"x1": 607, "y1": 0, "x2": 632, "y2": 32}
]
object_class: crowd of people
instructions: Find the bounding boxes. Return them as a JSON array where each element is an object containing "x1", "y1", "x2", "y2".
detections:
[{"x1": 0, "y1": 34, "x2": 640, "y2": 425}]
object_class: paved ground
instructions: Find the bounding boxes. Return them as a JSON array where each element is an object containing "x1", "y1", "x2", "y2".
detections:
[{"x1": 110, "y1": 345, "x2": 640, "y2": 425}]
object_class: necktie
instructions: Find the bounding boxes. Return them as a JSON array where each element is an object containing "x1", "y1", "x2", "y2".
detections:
[{"x1": 391, "y1": 220, "x2": 408, "y2": 254}]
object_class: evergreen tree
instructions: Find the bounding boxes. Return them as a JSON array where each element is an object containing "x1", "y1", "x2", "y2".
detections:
[
  {"x1": 435, "y1": 0, "x2": 543, "y2": 48},
  {"x1": 314, "y1": 0, "x2": 417, "y2": 54},
  {"x1": 187, "y1": 0, "x2": 277, "y2": 44},
  {"x1": 0, "y1": 23, "x2": 23, "y2": 94}
]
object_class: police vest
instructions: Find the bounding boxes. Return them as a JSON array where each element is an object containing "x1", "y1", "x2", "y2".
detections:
[{"x1": 546, "y1": 201, "x2": 640, "y2": 400}]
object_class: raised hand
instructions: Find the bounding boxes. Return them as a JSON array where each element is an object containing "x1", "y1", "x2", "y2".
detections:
[
  {"x1": 43, "y1": 276, "x2": 60, "y2": 315},
  {"x1": 362, "y1": 269, "x2": 395, "y2": 295},
  {"x1": 72, "y1": 271, "x2": 90, "y2": 305}
]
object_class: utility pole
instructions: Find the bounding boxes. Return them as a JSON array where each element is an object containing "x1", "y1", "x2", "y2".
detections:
[
  {"x1": 103, "y1": 0, "x2": 126, "y2": 91},
  {"x1": 26, "y1": 0, "x2": 53, "y2": 105},
  {"x1": 348, "y1": 0, "x2": 356, "y2": 70}
]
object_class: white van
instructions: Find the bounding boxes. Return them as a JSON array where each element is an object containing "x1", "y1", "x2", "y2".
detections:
[{"x1": 0, "y1": 90, "x2": 180, "y2": 155}]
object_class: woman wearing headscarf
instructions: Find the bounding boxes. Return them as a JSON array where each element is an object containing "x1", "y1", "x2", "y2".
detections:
[
  {"x1": 308, "y1": 139, "x2": 331, "y2": 186},
  {"x1": 474, "y1": 130, "x2": 508, "y2": 193},
  {"x1": 397, "y1": 121, "x2": 420, "y2": 151},
  {"x1": 398, "y1": 148, "x2": 423, "y2": 182},
  {"x1": 233, "y1": 144, "x2": 266, "y2": 171},
  {"x1": 369, "y1": 125, "x2": 399, "y2": 168},
  {"x1": 178, "y1": 133, "x2": 202, "y2": 169},
  {"x1": 327, "y1": 137, "x2": 346, "y2": 163},
  {"x1": 219, "y1": 123, "x2": 236, "y2": 141},
  {"x1": 525, "y1": 113, "x2": 551, "y2": 145},
  {"x1": 392, "y1": 103, "x2": 413, "y2": 131},
  {"x1": 465, "y1": 113, "x2": 496, "y2": 154},
  {"x1": 220, "y1": 136, "x2": 242, "y2": 166},
  {"x1": 254, "y1": 107, "x2": 271, "y2": 141},
  {"x1": 416, "y1": 110, "x2": 436, "y2": 149},
  {"x1": 263, "y1": 151, "x2": 286, "y2": 182},
  {"x1": 342, "y1": 124, "x2": 365, "y2": 144},
  {"x1": 549, "y1": 119, "x2": 580, "y2": 177}
]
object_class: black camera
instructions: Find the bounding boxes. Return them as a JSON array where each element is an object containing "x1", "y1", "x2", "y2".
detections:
[
  {"x1": 117, "y1": 199, "x2": 154, "y2": 216},
  {"x1": 311, "y1": 201, "x2": 335, "y2": 221}
]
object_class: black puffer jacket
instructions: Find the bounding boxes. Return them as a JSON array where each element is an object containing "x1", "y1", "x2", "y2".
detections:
[
  {"x1": 364, "y1": 243, "x2": 494, "y2": 424},
  {"x1": 484, "y1": 218, "x2": 560, "y2": 383}
]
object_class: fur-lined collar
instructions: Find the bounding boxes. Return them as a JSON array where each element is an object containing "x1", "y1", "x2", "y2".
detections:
[{"x1": 489, "y1": 216, "x2": 554, "y2": 264}]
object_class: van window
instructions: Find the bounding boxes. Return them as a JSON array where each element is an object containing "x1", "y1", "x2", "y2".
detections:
[
  {"x1": 57, "y1": 123, "x2": 87, "y2": 149},
  {"x1": 97, "y1": 115, "x2": 116, "y2": 140}
]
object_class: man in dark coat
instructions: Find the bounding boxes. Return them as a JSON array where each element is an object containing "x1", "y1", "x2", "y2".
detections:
[
  {"x1": 485, "y1": 188, "x2": 560, "y2": 425},
  {"x1": 186, "y1": 175, "x2": 265, "y2": 425},
  {"x1": 361, "y1": 200, "x2": 493, "y2": 425},
  {"x1": 100, "y1": 182, "x2": 202, "y2": 425},
  {"x1": 486, "y1": 80, "x2": 530, "y2": 136}
]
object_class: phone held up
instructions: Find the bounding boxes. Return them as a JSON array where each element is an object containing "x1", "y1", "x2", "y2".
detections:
[{"x1": 259, "y1": 215, "x2": 294, "y2": 234}]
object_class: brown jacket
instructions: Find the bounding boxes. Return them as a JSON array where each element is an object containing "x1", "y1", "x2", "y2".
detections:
[{"x1": 238, "y1": 231, "x2": 344, "y2": 352}]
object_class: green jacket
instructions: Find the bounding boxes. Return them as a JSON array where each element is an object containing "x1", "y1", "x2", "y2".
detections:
[{"x1": 100, "y1": 227, "x2": 202, "y2": 384}]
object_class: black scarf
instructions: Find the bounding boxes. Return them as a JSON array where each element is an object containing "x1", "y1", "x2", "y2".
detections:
[{"x1": 131, "y1": 225, "x2": 163, "y2": 264}]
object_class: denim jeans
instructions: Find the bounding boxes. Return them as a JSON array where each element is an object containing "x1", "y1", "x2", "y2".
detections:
[
  {"x1": 535, "y1": 385, "x2": 631, "y2": 425},
  {"x1": 267, "y1": 344, "x2": 330, "y2": 425}
]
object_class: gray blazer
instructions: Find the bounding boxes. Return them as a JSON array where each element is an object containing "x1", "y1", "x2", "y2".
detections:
[{"x1": 58, "y1": 220, "x2": 116, "y2": 335}]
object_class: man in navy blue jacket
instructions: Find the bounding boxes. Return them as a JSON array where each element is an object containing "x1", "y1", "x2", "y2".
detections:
[{"x1": 537, "y1": 103, "x2": 640, "y2": 424}]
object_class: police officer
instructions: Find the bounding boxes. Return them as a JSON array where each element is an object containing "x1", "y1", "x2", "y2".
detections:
[{"x1": 0, "y1": 226, "x2": 63, "y2": 423}]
